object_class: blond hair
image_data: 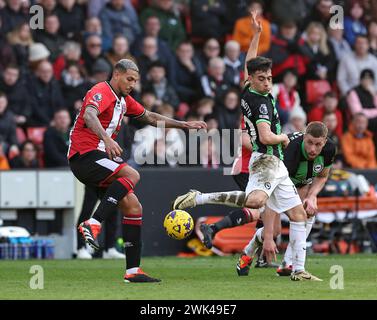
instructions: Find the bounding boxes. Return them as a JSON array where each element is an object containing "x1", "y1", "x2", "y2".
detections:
[{"x1": 306, "y1": 22, "x2": 329, "y2": 55}]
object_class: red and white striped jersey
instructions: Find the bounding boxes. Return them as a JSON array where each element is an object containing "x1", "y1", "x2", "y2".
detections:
[{"x1": 68, "y1": 81, "x2": 145, "y2": 159}]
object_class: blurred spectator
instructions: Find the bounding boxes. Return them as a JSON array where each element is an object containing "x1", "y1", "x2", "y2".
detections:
[
  {"x1": 302, "y1": 0, "x2": 334, "y2": 29},
  {"x1": 89, "y1": 57, "x2": 112, "y2": 84},
  {"x1": 144, "y1": 61, "x2": 180, "y2": 110},
  {"x1": 327, "y1": 27, "x2": 352, "y2": 62},
  {"x1": 341, "y1": 113, "x2": 377, "y2": 169},
  {"x1": 308, "y1": 91, "x2": 343, "y2": 137},
  {"x1": 9, "y1": 140, "x2": 39, "y2": 169},
  {"x1": 99, "y1": 0, "x2": 141, "y2": 46},
  {"x1": 82, "y1": 34, "x2": 110, "y2": 76},
  {"x1": 344, "y1": 0, "x2": 367, "y2": 47},
  {"x1": 200, "y1": 117, "x2": 220, "y2": 169},
  {"x1": 53, "y1": 41, "x2": 82, "y2": 80},
  {"x1": 271, "y1": 68, "x2": 301, "y2": 126},
  {"x1": 368, "y1": 20, "x2": 377, "y2": 57},
  {"x1": 267, "y1": 20, "x2": 306, "y2": 82},
  {"x1": 140, "y1": 90, "x2": 158, "y2": 113},
  {"x1": 216, "y1": 88, "x2": 241, "y2": 130},
  {"x1": 131, "y1": 15, "x2": 173, "y2": 62},
  {"x1": 34, "y1": 14, "x2": 65, "y2": 62},
  {"x1": 0, "y1": 64, "x2": 31, "y2": 126},
  {"x1": 190, "y1": 0, "x2": 226, "y2": 40},
  {"x1": 0, "y1": 92, "x2": 18, "y2": 154},
  {"x1": 347, "y1": 69, "x2": 377, "y2": 133},
  {"x1": 282, "y1": 106, "x2": 307, "y2": 134},
  {"x1": 7, "y1": 22, "x2": 34, "y2": 72},
  {"x1": 105, "y1": 34, "x2": 134, "y2": 67},
  {"x1": 337, "y1": 35, "x2": 377, "y2": 96},
  {"x1": 133, "y1": 103, "x2": 184, "y2": 167},
  {"x1": 137, "y1": 36, "x2": 174, "y2": 83},
  {"x1": 84, "y1": 17, "x2": 111, "y2": 52},
  {"x1": 0, "y1": 0, "x2": 28, "y2": 35},
  {"x1": 223, "y1": 40, "x2": 243, "y2": 87},
  {"x1": 173, "y1": 41, "x2": 202, "y2": 104},
  {"x1": 0, "y1": 142, "x2": 10, "y2": 170},
  {"x1": 196, "y1": 38, "x2": 220, "y2": 75},
  {"x1": 223, "y1": 0, "x2": 250, "y2": 31},
  {"x1": 323, "y1": 111, "x2": 343, "y2": 167},
  {"x1": 60, "y1": 62, "x2": 89, "y2": 120},
  {"x1": 232, "y1": 0, "x2": 271, "y2": 55},
  {"x1": 270, "y1": 0, "x2": 308, "y2": 26},
  {"x1": 88, "y1": 0, "x2": 137, "y2": 18},
  {"x1": 28, "y1": 60, "x2": 65, "y2": 126},
  {"x1": 56, "y1": 0, "x2": 85, "y2": 40},
  {"x1": 300, "y1": 22, "x2": 336, "y2": 82},
  {"x1": 140, "y1": 0, "x2": 186, "y2": 51},
  {"x1": 0, "y1": 18, "x2": 17, "y2": 72},
  {"x1": 28, "y1": 42, "x2": 51, "y2": 73},
  {"x1": 200, "y1": 57, "x2": 233, "y2": 103},
  {"x1": 39, "y1": 0, "x2": 58, "y2": 15},
  {"x1": 43, "y1": 109, "x2": 71, "y2": 167},
  {"x1": 194, "y1": 97, "x2": 214, "y2": 121}
]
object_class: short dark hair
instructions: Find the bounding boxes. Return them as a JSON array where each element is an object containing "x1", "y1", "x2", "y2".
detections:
[
  {"x1": 148, "y1": 60, "x2": 165, "y2": 71},
  {"x1": 246, "y1": 56, "x2": 272, "y2": 75},
  {"x1": 324, "y1": 91, "x2": 337, "y2": 99},
  {"x1": 360, "y1": 68, "x2": 375, "y2": 80},
  {"x1": 305, "y1": 121, "x2": 328, "y2": 138}
]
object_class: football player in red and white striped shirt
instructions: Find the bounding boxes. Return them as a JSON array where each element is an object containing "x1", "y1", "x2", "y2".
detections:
[{"x1": 69, "y1": 59, "x2": 206, "y2": 283}]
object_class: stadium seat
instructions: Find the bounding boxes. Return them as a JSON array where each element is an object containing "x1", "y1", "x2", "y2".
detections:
[
  {"x1": 195, "y1": 216, "x2": 257, "y2": 254},
  {"x1": 306, "y1": 80, "x2": 331, "y2": 105},
  {"x1": 26, "y1": 127, "x2": 47, "y2": 146}
]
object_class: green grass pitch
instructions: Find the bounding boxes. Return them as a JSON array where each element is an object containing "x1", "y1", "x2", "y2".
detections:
[{"x1": 0, "y1": 254, "x2": 376, "y2": 300}]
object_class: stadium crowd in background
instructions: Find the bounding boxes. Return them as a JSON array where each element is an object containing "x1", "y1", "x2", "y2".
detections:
[{"x1": 0, "y1": 0, "x2": 377, "y2": 170}]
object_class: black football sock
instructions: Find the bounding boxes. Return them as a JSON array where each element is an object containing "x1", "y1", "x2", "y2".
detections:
[
  {"x1": 212, "y1": 208, "x2": 252, "y2": 233},
  {"x1": 122, "y1": 221, "x2": 142, "y2": 270},
  {"x1": 92, "y1": 177, "x2": 134, "y2": 223}
]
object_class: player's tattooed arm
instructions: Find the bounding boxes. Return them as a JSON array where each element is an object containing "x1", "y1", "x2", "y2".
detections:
[
  {"x1": 137, "y1": 110, "x2": 207, "y2": 130},
  {"x1": 84, "y1": 106, "x2": 123, "y2": 158}
]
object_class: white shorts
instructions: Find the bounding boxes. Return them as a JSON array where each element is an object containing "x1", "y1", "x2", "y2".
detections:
[{"x1": 245, "y1": 152, "x2": 302, "y2": 214}]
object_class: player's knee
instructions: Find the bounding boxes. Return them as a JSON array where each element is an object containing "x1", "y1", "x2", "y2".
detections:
[
  {"x1": 128, "y1": 201, "x2": 142, "y2": 216},
  {"x1": 289, "y1": 206, "x2": 307, "y2": 222},
  {"x1": 244, "y1": 193, "x2": 266, "y2": 209},
  {"x1": 118, "y1": 167, "x2": 140, "y2": 186}
]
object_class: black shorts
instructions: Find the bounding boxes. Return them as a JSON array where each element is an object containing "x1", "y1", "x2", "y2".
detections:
[
  {"x1": 232, "y1": 172, "x2": 249, "y2": 191},
  {"x1": 69, "y1": 150, "x2": 127, "y2": 188}
]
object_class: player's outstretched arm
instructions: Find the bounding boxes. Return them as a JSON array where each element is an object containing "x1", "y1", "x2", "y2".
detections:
[
  {"x1": 244, "y1": 10, "x2": 262, "y2": 81},
  {"x1": 137, "y1": 110, "x2": 207, "y2": 130},
  {"x1": 84, "y1": 106, "x2": 123, "y2": 158}
]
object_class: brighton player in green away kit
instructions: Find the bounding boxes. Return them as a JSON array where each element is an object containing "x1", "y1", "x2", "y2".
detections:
[
  {"x1": 238, "y1": 123, "x2": 336, "y2": 277},
  {"x1": 173, "y1": 11, "x2": 323, "y2": 281}
]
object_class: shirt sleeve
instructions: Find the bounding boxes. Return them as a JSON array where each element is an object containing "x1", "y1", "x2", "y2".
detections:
[
  {"x1": 284, "y1": 139, "x2": 301, "y2": 177},
  {"x1": 83, "y1": 89, "x2": 111, "y2": 115},
  {"x1": 125, "y1": 95, "x2": 146, "y2": 118}
]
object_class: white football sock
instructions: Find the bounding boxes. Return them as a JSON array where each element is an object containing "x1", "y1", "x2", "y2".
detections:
[
  {"x1": 284, "y1": 216, "x2": 315, "y2": 266},
  {"x1": 244, "y1": 227, "x2": 264, "y2": 257},
  {"x1": 289, "y1": 221, "x2": 307, "y2": 272},
  {"x1": 126, "y1": 267, "x2": 139, "y2": 275},
  {"x1": 196, "y1": 191, "x2": 246, "y2": 207},
  {"x1": 88, "y1": 218, "x2": 101, "y2": 225}
]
